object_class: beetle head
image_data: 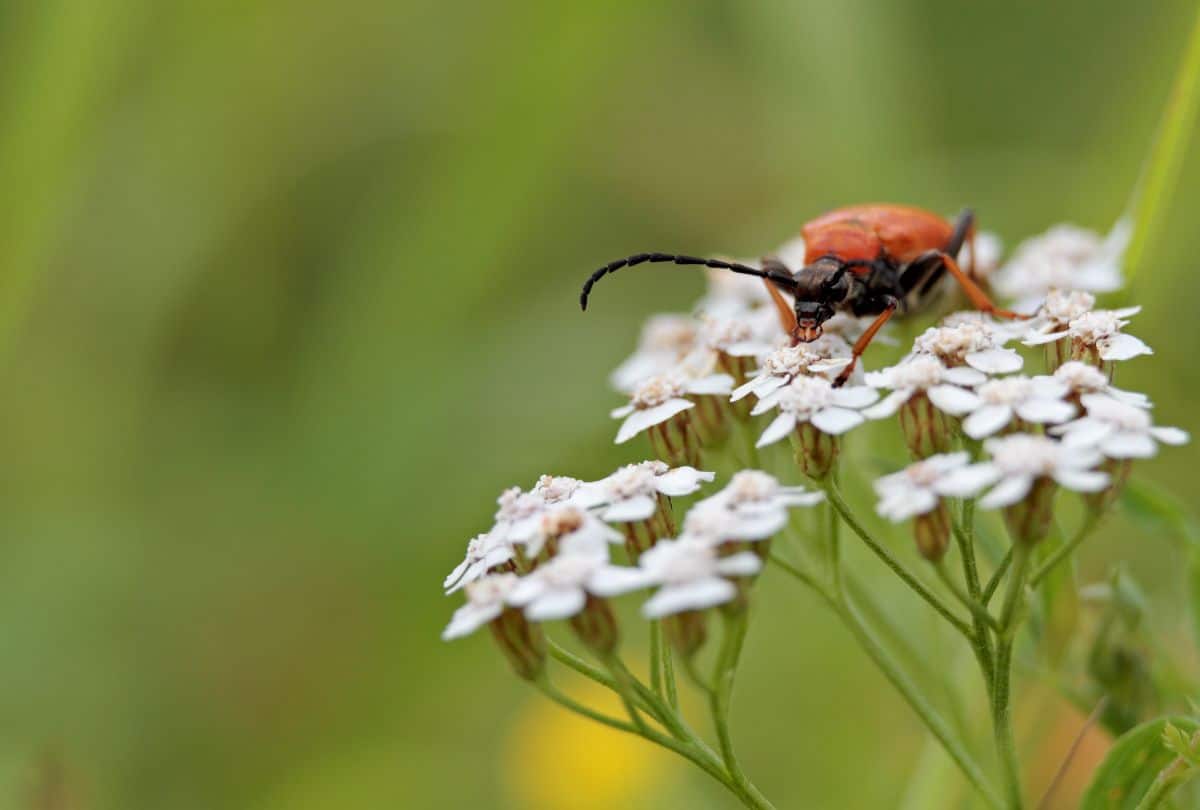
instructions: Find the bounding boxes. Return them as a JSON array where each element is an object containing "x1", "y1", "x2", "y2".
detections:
[{"x1": 792, "y1": 258, "x2": 850, "y2": 341}]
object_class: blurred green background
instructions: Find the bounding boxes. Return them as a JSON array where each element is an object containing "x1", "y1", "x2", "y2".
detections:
[{"x1": 0, "y1": 1, "x2": 1198, "y2": 808}]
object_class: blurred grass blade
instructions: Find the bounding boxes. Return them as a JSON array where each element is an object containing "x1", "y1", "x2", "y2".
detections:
[
  {"x1": 1036, "y1": 527, "x2": 1080, "y2": 665},
  {"x1": 1080, "y1": 716, "x2": 1199, "y2": 809},
  {"x1": 1123, "y1": 2, "x2": 1200, "y2": 283}
]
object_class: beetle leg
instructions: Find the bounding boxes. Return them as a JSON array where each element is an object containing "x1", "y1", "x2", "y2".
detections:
[
  {"x1": 759, "y1": 258, "x2": 799, "y2": 338},
  {"x1": 833, "y1": 296, "x2": 898, "y2": 387},
  {"x1": 923, "y1": 250, "x2": 1026, "y2": 320}
]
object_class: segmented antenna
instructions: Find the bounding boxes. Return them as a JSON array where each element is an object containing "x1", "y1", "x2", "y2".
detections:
[{"x1": 579, "y1": 253, "x2": 797, "y2": 310}]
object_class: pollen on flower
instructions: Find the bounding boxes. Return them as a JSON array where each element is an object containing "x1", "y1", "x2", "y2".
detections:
[
  {"x1": 1067, "y1": 310, "x2": 1125, "y2": 344},
  {"x1": 533, "y1": 475, "x2": 584, "y2": 504},
  {"x1": 539, "y1": 506, "x2": 586, "y2": 539},
  {"x1": 604, "y1": 461, "x2": 668, "y2": 499},
  {"x1": 774, "y1": 375, "x2": 836, "y2": 417},
  {"x1": 1052, "y1": 361, "x2": 1112, "y2": 395},
  {"x1": 723, "y1": 470, "x2": 780, "y2": 504},
  {"x1": 1039, "y1": 289, "x2": 1096, "y2": 326},
  {"x1": 631, "y1": 374, "x2": 688, "y2": 409},
  {"x1": 913, "y1": 321, "x2": 995, "y2": 363},
  {"x1": 886, "y1": 355, "x2": 953, "y2": 389},
  {"x1": 699, "y1": 315, "x2": 756, "y2": 352},
  {"x1": 761, "y1": 344, "x2": 843, "y2": 377},
  {"x1": 976, "y1": 376, "x2": 1036, "y2": 405},
  {"x1": 496, "y1": 487, "x2": 543, "y2": 523},
  {"x1": 988, "y1": 434, "x2": 1068, "y2": 476}
]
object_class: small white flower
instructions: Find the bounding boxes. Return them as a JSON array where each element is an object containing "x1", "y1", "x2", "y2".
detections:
[
  {"x1": 774, "y1": 236, "x2": 807, "y2": 270},
  {"x1": 1051, "y1": 361, "x2": 1149, "y2": 408},
  {"x1": 1023, "y1": 308, "x2": 1152, "y2": 362},
  {"x1": 444, "y1": 528, "x2": 514, "y2": 594},
  {"x1": 507, "y1": 544, "x2": 630, "y2": 622},
  {"x1": 610, "y1": 314, "x2": 700, "y2": 392},
  {"x1": 874, "y1": 452, "x2": 972, "y2": 521},
  {"x1": 696, "y1": 314, "x2": 779, "y2": 360},
  {"x1": 994, "y1": 220, "x2": 1129, "y2": 310},
  {"x1": 731, "y1": 343, "x2": 853, "y2": 402},
  {"x1": 600, "y1": 537, "x2": 762, "y2": 618},
  {"x1": 1052, "y1": 394, "x2": 1189, "y2": 459},
  {"x1": 911, "y1": 319, "x2": 1024, "y2": 374},
  {"x1": 519, "y1": 504, "x2": 623, "y2": 559},
  {"x1": 683, "y1": 470, "x2": 824, "y2": 541},
  {"x1": 939, "y1": 434, "x2": 1109, "y2": 508},
  {"x1": 958, "y1": 375, "x2": 1076, "y2": 439},
  {"x1": 442, "y1": 573, "x2": 520, "y2": 640},
  {"x1": 700, "y1": 262, "x2": 777, "y2": 317},
  {"x1": 493, "y1": 486, "x2": 549, "y2": 545},
  {"x1": 610, "y1": 371, "x2": 734, "y2": 444},
  {"x1": 531, "y1": 474, "x2": 587, "y2": 505},
  {"x1": 862, "y1": 355, "x2": 987, "y2": 419},
  {"x1": 1023, "y1": 289, "x2": 1101, "y2": 336},
  {"x1": 959, "y1": 231, "x2": 1004, "y2": 280},
  {"x1": 752, "y1": 375, "x2": 879, "y2": 447},
  {"x1": 577, "y1": 460, "x2": 714, "y2": 523}
]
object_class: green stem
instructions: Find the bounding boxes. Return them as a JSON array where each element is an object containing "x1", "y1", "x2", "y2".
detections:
[
  {"x1": 603, "y1": 655, "x2": 650, "y2": 733},
  {"x1": 992, "y1": 542, "x2": 1033, "y2": 810},
  {"x1": 1029, "y1": 514, "x2": 1102, "y2": 588},
  {"x1": 710, "y1": 611, "x2": 759, "y2": 802},
  {"x1": 954, "y1": 502, "x2": 996, "y2": 696},
  {"x1": 837, "y1": 595, "x2": 1004, "y2": 810},
  {"x1": 1123, "y1": 1, "x2": 1200, "y2": 284},
  {"x1": 982, "y1": 548, "x2": 1013, "y2": 607},
  {"x1": 1133, "y1": 745, "x2": 1200, "y2": 810},
  {"x1": 649, "y1": 620, "x2": 664, "y2": 697},
  {"x1": 935, "y1": 562, "x2": 1002, "y2": 633},
  {"x1": 825, "y1": 482, "x2": 972, "y2": 637},
  {"x1": 661, "y1": 637, "x2": 680, "y2": 711}
]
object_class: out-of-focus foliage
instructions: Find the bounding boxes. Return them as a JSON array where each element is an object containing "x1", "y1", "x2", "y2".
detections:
[{"x1": 0, "y1": 1, "x2": 1196, "y2": 808}]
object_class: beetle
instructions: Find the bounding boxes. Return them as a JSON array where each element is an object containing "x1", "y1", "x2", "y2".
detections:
[{"x1": 580, "y1": 204, "x2": 1025, "y2": 385}]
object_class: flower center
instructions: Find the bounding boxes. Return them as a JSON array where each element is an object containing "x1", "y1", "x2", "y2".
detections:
[
  {"x1": 725, "y1": 470, "x2": 779, "y2": 504},
  {"x1": 631, "y1": 374, "x2": 688, "y2": 409},
  {"x1": 776, "y1": 375, "x2": 835, "y2": 417},
  {"x1": 1068, "y1": 311, "x2": 1121, "y2": 343},
  {"x1": 1054, "y1": 361, "x2": 1107, "y2": 392},
  {"x1": 977, "y1": 377, "x2": 1033, "y2": 405}
]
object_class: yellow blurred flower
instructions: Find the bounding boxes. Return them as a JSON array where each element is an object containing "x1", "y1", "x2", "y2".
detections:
[{"x1": 503, "y1": 675, "x2": 679, "y2": 809}]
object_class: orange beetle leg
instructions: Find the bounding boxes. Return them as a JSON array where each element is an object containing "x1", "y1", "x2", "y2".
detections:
[
  {"x1": 933, "y1": 250, "x2": 1026, "y2": 320},
  {"x1": 761, "y1": 277, "x2": 798, "y2": 339},
  {"x1": 833, "y1": 298, "x2": 898, "y2": 387}
]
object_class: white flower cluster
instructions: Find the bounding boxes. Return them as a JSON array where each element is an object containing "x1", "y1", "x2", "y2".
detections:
[{"x1": 443, "y1": 466, "x2": 823, "y2": 639}]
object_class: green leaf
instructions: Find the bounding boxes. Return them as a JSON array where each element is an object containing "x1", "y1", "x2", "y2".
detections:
[
  {"x1": 1037, "y1": 527, "x2": 1079, "y2": 664},
  {"x1": 1081, "y1": 715, "x2": 1200, "y2": 809}
]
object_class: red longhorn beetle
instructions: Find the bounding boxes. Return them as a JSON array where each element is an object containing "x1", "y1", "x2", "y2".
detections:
[{"x1": 580, "y1": 204, "x2": 1026, "y2": 385}]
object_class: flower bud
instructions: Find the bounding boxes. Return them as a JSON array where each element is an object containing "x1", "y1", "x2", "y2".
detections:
[
  {"x1": 1001, "y1": 476, "x2": 1057, "y2": 545},
  {"x1": 663, "y1": 610, "x2": 708, "y2": 659},
  {"x1": 488, "y1": 607, "x2": 545, "y2": 681},
  {"x1": 568, "y1": 595, "x2": 619, "y2": 656},
  {"x1": 913, "y1": 502, "x2": 952, "y2": 561},
  {"x1": 898, "y1": 392, "x2": 957, "y2": 458},
  {"x1": 790, "y1": 422, "x2": 838, "y2": 480}
]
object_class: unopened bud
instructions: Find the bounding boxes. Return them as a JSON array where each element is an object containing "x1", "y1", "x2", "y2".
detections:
[
  {"x1": 898, "y1": 392, "x2": 956, "y2": 458},
  {"x1": 568, "y1": 595, "x2": 619, "y2": 656},
  {"x1": 790, "y1": 422, "x2": 839, "y2": 480},
  {"x1": 663, "y1": 610, "x2": 708, "y2": 659},
  {"x1": 1002, "y1": 476, "x2": 1057, "y2": 545},
  {"x1": 913, "y1": 503, "x2": 952, "y2": 561},
  {"x1": 488, "y1": 608, "x2": 545, "y2": 681}
]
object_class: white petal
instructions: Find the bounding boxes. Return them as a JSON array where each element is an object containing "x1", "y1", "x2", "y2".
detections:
[
  {"x1": 935, "y1": 463, "x2": 1003, "y2": 497},
  {"x1": 1149, "y1": 426, "x2": 1189, "y2": 446},
  {"x1": 1023, "y1": 330, "x2": 1069, "y2": 346},
  {"x1": 966, "y1": 348, "x2": 1024, "y2": 373},
  {"x1": 725, "y1": 508, "x2": 788, "y2": 539},
  {"x1": 507, "y1": 577, "x2": 547, "y2": 607},
  {"x1": 715, "y1": 552, "x2": 764, "y2": 577},
  {"x1": 525, "y1": 588, "x2": 588, "y2": 621},
  {"x1": 655, "y1": 466, "x2": 715, "y2": 496},
  {"x1": 943, "y1": 366, "x2": 988, "y2": 386},
  {"x1": 878, "y1": 488, "x2": 938, "y2": 521},
  {"x1": 615, "y1": 399, "x2": 694, "y2": 444},
  {"x1": 589, "y1": 566, "x2": 654, "y2": 597},
  {"x1": 779, "y1": 490, "x2": 826, "y2": 507},
  {"x1": 756, "y1": 412, "x2": 797, "y2": 447},
  {"x1": 927, "y1": 384, "x2": 982, "y2": 415},
  {"x1": 1015, "y1": 398, "x2": 1076, "y2": 424},
  {"x1": 810, "y1": 406, "x2": 865, "y2": 435},
  {"x1": 1099, "y1": 333, "x2": 1152, "y2": 361},
  {"x1": 442, "y1": 603, "x2": 502, "y2": 640},
  {"x1": 979, "y1": 475, "x2": 1034, "y2": 508},
  {"x1": 1056, "y1": 418, "x2": 1115, "y2": 448},
  {"x1": 687, "y1": 373, "x2": 735, "y2": 395},
  {"x1": 750, "y1": 389, "x2": 783, "y2": 415},
  {"x1": 643, "y1": 578, "x2": 736, "y2": 618},
  {"x1": 831, "y1": 385, "x2": 879, "y2": 408},
  {"x1": 1110, "y1": 305, "x2": 1141, "y2": 318},
  {"x1": 602, "y1": 494, "x2": 658, "y2": 523},
  {"x1": 963, "y1": 405, "x2": 1014, "y2": 439},
  {"x1": 731, "y1": 375, "x2": 766, "y2": 402},
  {"x1": 443, "y1": 558, "x2": 471, "y2": 592},
  {"x1": 811, "y1": 357, "x2": 853, "y2": 373},
  {"x1": 610, "y1": 403, "x2": 635, "y2": 418},
  {"x1": 862, "y1": 389, "x2": 910, "y2": 419},
  {"x1": 1053, "y1": 468, "x2": 1110, "y2": 492},
  {"x1": 1100, "y1": 432, "x2": 1157, "y2": 459}
]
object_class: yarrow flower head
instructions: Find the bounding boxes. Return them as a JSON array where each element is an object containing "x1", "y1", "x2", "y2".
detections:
[
  {"x1": 618, "y1": 536, "x2": 762, "y2": 619},
  {"x1": 873, "y1": 452, "x2": 973, "y2": 560},
  {"x1": 752, "y1": 375, "x2": 878, "y2": 477},
  {"x1": 442, "y1": 573, "x2": 544, "y2": 679},
  {"x1": 863, "y1": 355, "x2": 984, "y2": 457},
  {"x1": 956, "y1": 375, "x2": 1076, "y2": 439},
  {"x1": 443, "y1": 528, "x2": 513, "y2": 594},
  {"x1": 520, "y1": 504, "x2": 622, "y2": 560},
  {"x1": 1051, "y1": 361, "x2": 1149, "y2": 409},
  {"x1": 683, "y1": 470, "x2": 823, "y2": 546},
  {"x1": 945, "y1": 433, "x2": 1109, "y2": 543},
  {"x1": 1024, "y1": 307, "x2": 1152, "y2": 372},
  {"x1": 577, "y1": 460, "x2": 712, "y2": 556},
  {"x1": 1052, "y1": 394, "x2": 1189, "y2": 460},
  {"x1": 610, "y1": 371, "x2": 733, "y2": 464},
  {"x1": 610, "y1": 314, "x2": 700, "y2": 392},
  {"x1": 993, "y1": 220, "x2": 1129, "y2": 310},
  {"x1": 731, "y1": 342, "x2": 852, "y2": 403},
  {"x1": 911, "y1": 319, "x2": 1024, "y2": 374}
]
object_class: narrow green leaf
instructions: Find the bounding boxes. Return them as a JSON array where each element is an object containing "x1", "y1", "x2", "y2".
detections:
[
  {"x1": 1037, "y1": 527, "x2": 1080, "y2": 664},
  {"x1": 1081, "y1": 715, "x2": 1199, "y2": 809},
  {"x1": 1120, "y1": 479, "x2": 1200, "y2": 550}
]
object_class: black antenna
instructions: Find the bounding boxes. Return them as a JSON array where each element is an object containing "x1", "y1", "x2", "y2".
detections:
[{"x1": 580, "y1": 253, "x2": 797, "y2": 310}]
